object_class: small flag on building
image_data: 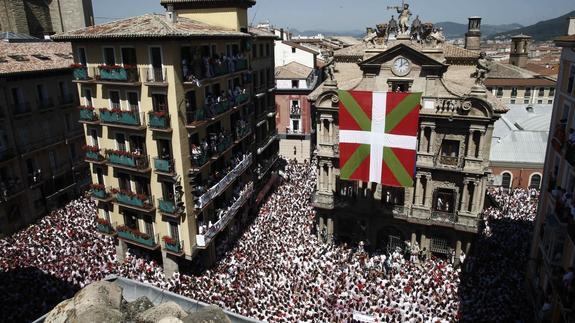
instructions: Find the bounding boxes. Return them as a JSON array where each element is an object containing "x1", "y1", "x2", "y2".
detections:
[{"x1": 338, "y1": 90, "x2": 421, "y2": 187}]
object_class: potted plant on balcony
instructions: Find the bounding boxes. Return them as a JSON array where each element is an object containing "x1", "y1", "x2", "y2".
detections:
[{"x1": 162, "y1": 235, "x2": 177, "y2": 246}]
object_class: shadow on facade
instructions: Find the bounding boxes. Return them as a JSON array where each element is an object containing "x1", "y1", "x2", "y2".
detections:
[
  {"x1": 457, "y1": 217, "x2": 534, "y2": 322},
  {"x1": 0, "y1": 266, "x2": 79, "y2": 322}
]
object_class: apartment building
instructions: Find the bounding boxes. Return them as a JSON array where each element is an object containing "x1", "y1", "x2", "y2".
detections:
[
  {"x1": 0, "y1": 40, "x2": 87, "y2": 237},
  {"x1": 528, "y1": 18, "x2": 575, "y2": 323},
  {"x1": 53, "y1": 0, "x2": 277, "y2": 273}
]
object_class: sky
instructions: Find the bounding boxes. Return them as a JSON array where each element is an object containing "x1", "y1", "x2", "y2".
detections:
[{"x1": 93, "y1": 0, "x2": 574, "y2": 32}]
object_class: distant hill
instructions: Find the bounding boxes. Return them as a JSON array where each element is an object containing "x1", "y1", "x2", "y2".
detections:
[
  {"x1": 489, "y1": 10, "x2": 575, "y2": 41},
  {"x1": 435, "y1": 22, "x2": 523, "y2": 39}
]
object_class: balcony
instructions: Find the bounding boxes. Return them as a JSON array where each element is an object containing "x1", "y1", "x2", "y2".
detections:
[
  {"x1": 105, "y1": 150, "x2": 150, "y2": 173},
  {"x1": 163, "y1": 237, "x2": 184, "y2": 256},
  {"x1": 99, "y1": 109, "x2": 145, "y2": 130},
  {"x1": 116, "y1": 226, "x2": 159, "y2": 249},
  {"x1": 0, "y1": 178, "x2": 24, "y2": 203},
  {"x1": 37, "y1": 98, "x2": 55, "y2": 111},
  {"x1": 430, "y1": 210, "x2": 458, "y2": 223},
  {"x1": 186, "y1": 91, "x2": 249, "y2": 130},
  {"x1": 196, "y1": 154, "x2": 252, "y2": 209},
  {"x1": 312, "y1": 192, "x2": 335, "y2": 210},
  {"x1": 256, "y1": 155, "x2": 279, "y2": 180},
  {"x1": 257, "y1": 131, "x2": 279, "y2": 155},
  {"x1": 147, "y1": 111, "x2": 171, "y2": 132},
  {"x1": 196, "y1": 182, "x2": 253, "y2": 248},
  {"x1": 84, "y1": 146, "x2": 105, "y2": 164},
  {"x1": 96, "y1": 219, "x2": 116, "y2": 235},
  {"x1": 144, "y1": 67, "x2": 167, "y2": 85},
  {"x1": 154, "y1": 157, "x2": 174, "y2": 176},
  {"x1": 182, "y1": 57, "x2": 248, "y2": 84},
  {"x1": 113, "y1": 189, "x2": 155, "y2": 212},
  {"x1": 97, "y1": 65, "x2": 140, "y2": 84},
  {"x1": 439, "y1": 155, "x2": 460, "y2": 166},
  {"x1": 158, "y1": 199, "x2": 177, "y2": 215},
  {"x1": 90, "y1": 184, "x2": 113, "y2": 202},
  {"x1": 190, "y1": 150, "x2": 210, "y2": 171},
  {"x1": 290, "y1": 106, "x2": 301, "y2": 118},
  {"x1": 78, "y1": 107, "x2": 99, "y2": 124},
  {"x1": 11, "y1": 102, "x2": 32, "y2": 116},
  {"x1": 72, "y1": 66, "x2": 90, "y2": 80},
  {"x1": 235, "y1": 121, "x2": 251, "y2": 142}
]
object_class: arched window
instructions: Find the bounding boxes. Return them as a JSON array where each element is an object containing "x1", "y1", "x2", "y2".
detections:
[
  {"x1": 530, "y1": 173, "x2": 542, "y2": 189},
  {"x1": 501, "y1": 172, "x2": 512, "y2": 189}
]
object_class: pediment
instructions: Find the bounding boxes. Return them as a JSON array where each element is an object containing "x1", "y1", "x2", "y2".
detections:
[{"x1": 359, "y1": 43, "x2": 448, "y2": 76}]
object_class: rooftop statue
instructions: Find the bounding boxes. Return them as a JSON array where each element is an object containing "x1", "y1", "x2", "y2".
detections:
[
  {"x1": 471, "y1": 52, "x2": 493, "y2": 86},
  {"x1": 387, "y1": 1, "x2": 412, "y2": 36}
]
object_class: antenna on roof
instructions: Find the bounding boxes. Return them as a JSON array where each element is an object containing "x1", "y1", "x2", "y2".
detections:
[{"x1": 250, "y1": 5, "x2": 259, "y2": 27}]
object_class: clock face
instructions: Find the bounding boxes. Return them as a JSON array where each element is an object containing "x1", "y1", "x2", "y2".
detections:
[{"x1": 392, "y1": 57, "x2": 411, "y2": 76}]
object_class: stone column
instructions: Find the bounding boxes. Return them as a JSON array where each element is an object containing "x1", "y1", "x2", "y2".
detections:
[
  {"x1": 461, "y1": 180, "x2": 470, "y2": 212},
  {"x1": 327, "y1": 217, "x2": 334, "y2": 243},
  {"x1": 115, "y1": 239, "x2": 128, "y2": 263},
  {"x1": 419, "y1": 125, "x2": 427, "y2": 153},
  {"x1": 455, "y1": 240, "x2": 462, "y2": 267},
  {"x1": 477, "y1": 130, "x2": 485, "y2": 160},
  {"x1": 466, "y1": 130, "x2": 475, "y2": 157},
  {"x1": 472, "y1": 181, "x2": 481, "y2": 213},
  {"x1": 424, "y1": 175, "x2": 433, "y2": 207},
  {"x1": 411, "y1": 232, "x2": 417, "y2": 246},
  {"x1": 428, "y1": 126, "x2": 436, "y2": 154},
  {"x1": 162, "y1": 251, "x2": 179, "y2": 278},
  {"x1": 420, "y1": 234, "x2": 428, "y2": 256},
  {"x1": 318, "y1": 216, "x2": 326, "y2": 241},
  {"x1": 328, "y1": 164, "x2": 333, "y2": 192},
  {"x1": 414, "y1": 174, "x2": 422, "y2": 205}
]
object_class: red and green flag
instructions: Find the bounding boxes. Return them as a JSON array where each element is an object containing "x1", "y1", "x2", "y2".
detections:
[{"x1": 338, "y1": 90, "x2": 421, "y2": 187}]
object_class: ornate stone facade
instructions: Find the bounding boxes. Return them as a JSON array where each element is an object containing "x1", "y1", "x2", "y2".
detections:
[{"x1": 309, "y1": 21, "x2": 507, "y2": 257}]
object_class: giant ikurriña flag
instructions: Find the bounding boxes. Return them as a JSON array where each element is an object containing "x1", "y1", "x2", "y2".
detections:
[{"x1": 338, "y1": 90, "x2": 421, "y2": 187}]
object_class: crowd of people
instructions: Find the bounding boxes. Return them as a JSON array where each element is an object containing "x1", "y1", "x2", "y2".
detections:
[{"x1": 0, "y1": 160, "x2": 540, "y2": 322}]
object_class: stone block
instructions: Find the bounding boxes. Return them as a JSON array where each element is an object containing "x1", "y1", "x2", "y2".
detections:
[{"x1": 136, "y1": 301, "x2": 188, "y2": 323}]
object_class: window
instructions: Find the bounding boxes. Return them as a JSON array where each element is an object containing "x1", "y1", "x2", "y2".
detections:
[
  {"x1": 548, "y1": 100, "x2": 553, "y2": 104},
  {"x1": 525, "y1": 87, "x2": 531, "y2": 97},
  {"x1": 530, "y1": 174, "x2": 542, "y2": 189},
  {"x1": 90, "y1": 129, "x2": 98, "y2": 147},
  {"x1": 511, "y1": 88, "x2": 518, "y2": 97},
  {"x1": 496, "y1": 87, "x2": 503, "y2": 97},
  {"x1": 116, "y1": 133, "x2": 126, "y2": 151},
  {"x1": 121, "y1": 47, "x2": 137, "y2": 66},
  {"x1": 259, "y1": 44, "x2": 264, "y2": 57},
  {"x1": 144, "y1": 220, "x2": 154, "y2": 236},
  {"x1": 291, "y1": 80, "x2": 299, "y2": 89},
  {"x1": 538, "y1": 87, "x2": 545, "y2": 97},
  {"x1": 510, "y1": 99, "x2": 516, "y2": 104},
  {"x1": 48, "y1": 151, "x2": 56, "y2": 171},
  {"x1": 440, "y1": 140, "x2": 460, "y2": 166},
  {"x1": 169, "y1": 222, "x2": 179, "y2": 241},
  {"x1": 291, "y1": 119, "x2": 300, "y2": 133},
  {"x1": 123, "y1": 212, "x2": 138, "y2": 230},
  {"x1": 78, "y1": 48, "x2": 87, "y2": 66},
  {"x1": 103, "y1": 47, "x2": 115, "y2": 65},
  {"x1": 501, "y1": 172, "x2": 512, "y2": 189},
  {"x1": 549, "y1": 87, "x2": 555, "y2": 96},
  {"x1": 109, "y1": 90, "x2": 120, "y2": 109},
  {"x1": 36, "y1": 84, "x2": 49, "y2": 105},
  {"x1": 266, "y1": 44, "x2": 270, "y2": 56},
  {"x1": 523, "y1": 99, "x2": 530, "y2": 104},
  {"x1": 152, "y1": 93, "x2": 167, "y2": 111},
  {"x1": 127, "y1": 92, "x2": 139, "y2": 112},
  {"x1": 567, "y1": 65, "x2": 575, "y2": 94},
  {"x1": 84, "y1": 88, "x2": 93, "y2": 107},
  {"x1": 291, "y1": 47, "x2": 296, "y2": 54},
  {"x1": 538, "y1": 100, "x2": 543, "y2": 104}
]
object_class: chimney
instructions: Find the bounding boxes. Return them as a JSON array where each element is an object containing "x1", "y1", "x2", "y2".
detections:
[
  {"x1": 509, "y1": 34, "x2": 531, "y2": 68},
  {"x1": 166, "y1": 4, "x2": 177, "y2": 24},
  {"x1": 280, "y1": 28, "x2": 285, "y2": 41},
  {"x1": 568, "y1": 17, "x2": 575, "y2": 36},
  {"x1": 465, "y1": 16, "x2": 482, "y2": 50}
]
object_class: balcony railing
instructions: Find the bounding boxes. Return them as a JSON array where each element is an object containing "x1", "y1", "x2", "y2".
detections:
[
  {"x1": 197, "y1": 153, "x2": 252, "y2": 209},
  {"x1": 431, "y1": 210, "x2": 457, "y2": 223},
  {"x1": 182, "y1": 57, "x2": 248, "y2": 82},
  {"x1": 98, "y1": 65, "x2": 139, "y2": 82},
  {"x1": 164, "y1": 239, "x2": 184, "y2": 255},
  {"x1": 114, "y1": 190, "x2": 154, "y2": 210},
  {"x1": 84, "y1": 147, "x2": 105, "y2": 163},
  {"x1": 96, "y1": 220, "x2": 116, "y2": 235},
  {"x1": 37, "y1": 98, "x2": 55, "y2": 110},
  {"x1": 90, "y1": 185, "x2": 112, "y2": 200},
  {"x1": 106, "y1": 150, "x2": 149, "y2": 171},
  {"x1": 79, "y1": 107, "x2": 98, "y2": 122},
  {"x1": 11, "y1": 102, "x2": 31, "y2": 116},
  {"x1": 235, "y1": 121, "x2": 251, "y2": 141},
  {"x1": 154, "y1": 157, "x2": 174, "y2": 174},
  {"x1": 439, "y1": 155, "x2": 460, "y2": 167},
  {"x1": 117, "y1": 227, "x2": 158, "y2": 248},
  {"x1": 146, "y1": 67, "x2": 166, "y2": 83},
  {"x1": 99, "y1": 109, "x2": 144, "y2": 128},
  {"x1": 73, "y1": 66, "x2": 89, "y2": 80},
  {"x1": 196, "y1": 182, "x2": 253, "y2": 248},
  {"x1": 158, "y1": 199, "x2": 176, "y2": 215},
  {"x1": 147, "y1": 111, "x2": 171, "y2": 130}
]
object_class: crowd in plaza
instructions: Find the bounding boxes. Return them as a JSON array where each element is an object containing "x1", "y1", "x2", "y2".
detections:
[{"x1": 0, "y1": 160, "x2": 539, "y2": 322}]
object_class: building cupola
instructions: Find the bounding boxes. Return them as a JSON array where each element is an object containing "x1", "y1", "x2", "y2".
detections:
[
  {"x1": 509, "y1": 34, "x2": 531, "y2": 68},
  {"x1": 465, "y1": 16, "x2": 482, "y2": 51}
]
